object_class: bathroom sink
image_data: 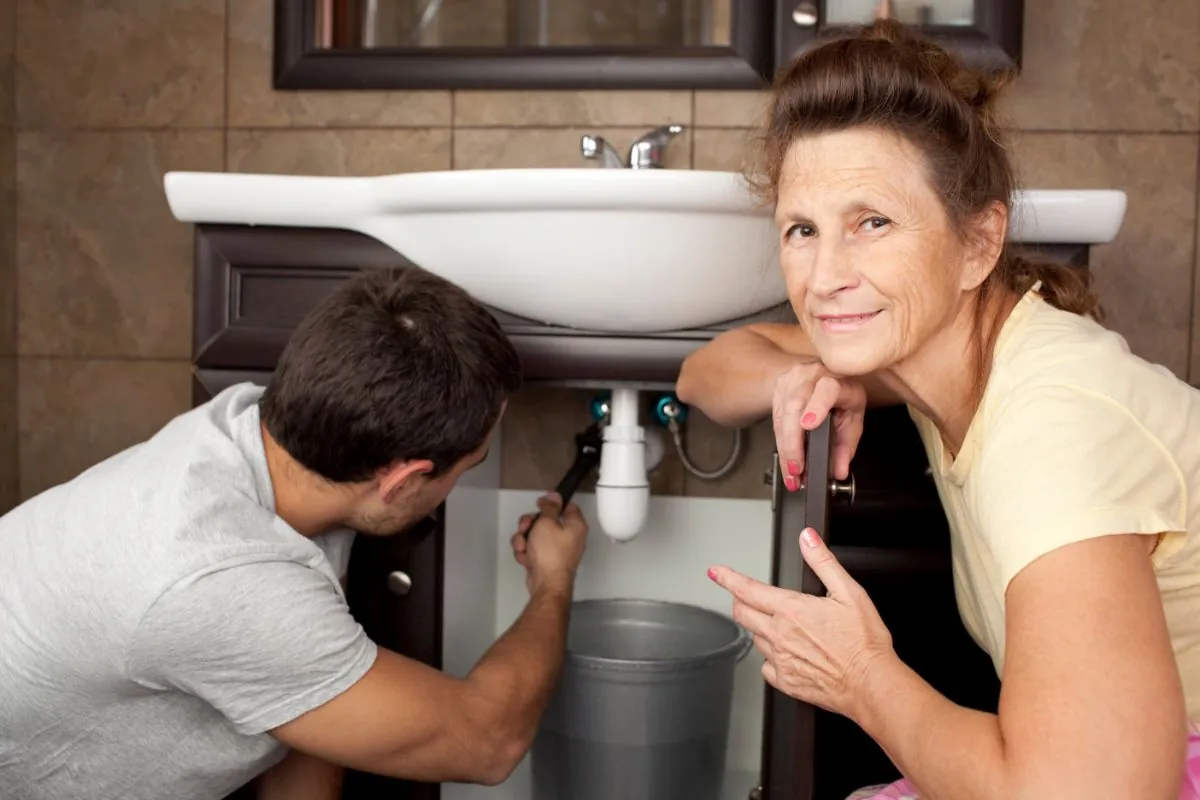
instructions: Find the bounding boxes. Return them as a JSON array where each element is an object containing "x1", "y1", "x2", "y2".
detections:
[{"x1": 162, "y1": 168, "x2": 1127, "y2": 334}]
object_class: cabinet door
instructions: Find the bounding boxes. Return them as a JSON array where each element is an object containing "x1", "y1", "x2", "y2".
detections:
[
  {"x1": 759, "y1": 409, "x2": 1001, "y2": 800},
  {"x1": 760, "y1": 417, "x2": 837, "y2": 800},
  {"x1": 342, "y1": 515, "x2": 444, "y2": 800},
  {"x1": 774, "y1": 0, "x2": 1024, "y2": 72}
]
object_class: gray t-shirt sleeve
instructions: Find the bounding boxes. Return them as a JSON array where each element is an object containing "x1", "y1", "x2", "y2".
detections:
[{"x1": 126, "y1": 560, "x2": 378, "y2": 736}]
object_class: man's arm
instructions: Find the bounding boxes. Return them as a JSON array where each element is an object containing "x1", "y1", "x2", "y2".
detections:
[
  {"x1": 269, "y1": 580, "x2": 573, "y2": 786},
  {"x1": 676, "y1": 323, "x2": 899, "y2": 428},
  {"x1": 269, "y1": 496, "x2": 586, "y2": 786},
  {"x1": 256, "y1": 747, "x2": 344, "y2": 800},
  {"x1": 255, "y1": 573, "x2": 353, "y2": 800}
]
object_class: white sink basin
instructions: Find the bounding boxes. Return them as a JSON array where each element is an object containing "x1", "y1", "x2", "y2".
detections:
[{"x1": 162, "y1": 168, "x2": 1127, "y2": 333}]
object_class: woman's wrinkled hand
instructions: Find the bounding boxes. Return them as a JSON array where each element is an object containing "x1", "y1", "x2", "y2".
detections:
[
  {"x1": 708, "y1": 528, "x2": 893, "y2": 722},
  {"x1": 773, "y1": 361, "x2": 866, "y2": 488}
]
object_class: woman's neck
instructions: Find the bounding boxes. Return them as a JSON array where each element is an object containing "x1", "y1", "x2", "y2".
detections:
[{"x1": 877, "y1": 288, "x2": 1020, "y2": 458}]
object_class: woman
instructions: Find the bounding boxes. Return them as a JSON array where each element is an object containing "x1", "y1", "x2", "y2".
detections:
[{"x1": 678, "y1": 20, "x2": 1200, "y2": 800}]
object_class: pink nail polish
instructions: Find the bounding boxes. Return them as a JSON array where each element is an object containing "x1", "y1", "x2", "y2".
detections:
[
  {"x1": 786, "y1": 459, "x2": 800, "y2": 476},
  {"x1": 784, "y1": 475, "x2": 797, "y2": 492},
  {"x1": 801, "y1": 528, "x2": 821, "y2": 548},
  {"x1": 707, "y1": 567, "x2": 718, "y2": 581},
  {"x1": 801, "y1": 412, "x2": 817, "y2": 427}
]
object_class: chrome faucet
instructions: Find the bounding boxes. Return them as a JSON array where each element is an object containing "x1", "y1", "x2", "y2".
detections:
[
  {"x1": 580, "y1": 124, "x2": 685, "y2": 169},
  {"x1": 580, "y1": 134, "x2": 625, "y2": 169},
  {"x1": 628, "y1": 124, "x2": 684, "y2": 169}
]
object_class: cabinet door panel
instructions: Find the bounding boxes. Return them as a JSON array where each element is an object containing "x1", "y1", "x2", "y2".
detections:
[
  {"x1": 343, "y1": 517, "x2": 444, "y2": 800},
  {"x1": 762, "y1": 417, "x2": 836, "y2": 800}
]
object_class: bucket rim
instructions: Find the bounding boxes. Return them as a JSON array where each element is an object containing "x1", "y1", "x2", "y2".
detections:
[{"x1": 564, "y1": 597, "x2": 754, "y2": 673}]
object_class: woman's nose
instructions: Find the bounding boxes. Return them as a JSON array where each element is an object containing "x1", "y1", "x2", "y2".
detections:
[{"x1": 807, "y1": 242, "x2": 858, "y2": 298}]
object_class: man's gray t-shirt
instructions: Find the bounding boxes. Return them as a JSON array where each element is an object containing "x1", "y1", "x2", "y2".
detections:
[{"x1": 0, "y1": 383, "x2": 378, "y2": 800}]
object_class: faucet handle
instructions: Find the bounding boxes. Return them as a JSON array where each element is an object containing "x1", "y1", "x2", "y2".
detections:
[
  {"x1": 580, "y1": 134, "x2": 625, "y2": 169},
  {"x1": 628, "y1": 124, "x2": 684, "y2": 170}
]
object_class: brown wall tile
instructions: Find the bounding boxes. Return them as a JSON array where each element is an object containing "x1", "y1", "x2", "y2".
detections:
[
  {"x1": 1012, "y1": 132, "x2": 1200, "y2": 377},
  {"x1": 454, "y1": 91, "x2": 691, "y2": 127},
  {"x1": 693, "y1": 128, "x2": 756, "y2": 172},
  {"x1": 0, "y1": 357, "x2": 15, "y2": 513},
  {"x1": 454, "y1": 127, "x2": 691, "y2": 169},
  {"x1": 1192, "y1": 179, "x2": 1200, "y2": 385},
  {"x1": 16, "y1": 0, "x2": 225, "y2": 129},
  {"x1": 1007, "y1": 0, "x2": 1200, "y2": 132},
  {"x1": 0, "y1": 129, "x2": 12, "y2": 356},
  {"x1": 17, "y1": 357, "x2": 191, "y2": 500},
  {"x1": 693, "y1": 91, "x2": 768, "y2": 128},
  {"x1": 227, "y1": 0, "x2": 450, "y2": 128},
  {"x1": 227, "y1": 129, "x2": 452, "y2": 175},
  {"x1": 0, "y1": 0, "x2": 13, "y2": 128},
  {"x1": 501, "y1": 386, "x2": 684, "y2": 496},
  {"x1": 16, "y1": 131, "x2": 223, "y2": 359},
  {"x1": 680, "y1": 414, "x2": 774, "y2": 500}
]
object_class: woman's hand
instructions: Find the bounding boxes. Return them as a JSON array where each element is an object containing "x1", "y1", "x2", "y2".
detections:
[
  {"x1": 773, "y1": 362, "x2": 867, "y2": 487},
  {"x1": 709, "y1": 528, "x2": 894, "y2": 721}
]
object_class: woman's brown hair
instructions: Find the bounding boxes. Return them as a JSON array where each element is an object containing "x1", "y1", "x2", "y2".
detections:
[{"x1": 751, "y1": 20, "x2": 1102, "y2": 321}]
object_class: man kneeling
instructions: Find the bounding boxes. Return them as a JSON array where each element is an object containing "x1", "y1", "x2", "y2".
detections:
[{"x1": 0, "y1": 266, "x2": 588, "y2": 799}]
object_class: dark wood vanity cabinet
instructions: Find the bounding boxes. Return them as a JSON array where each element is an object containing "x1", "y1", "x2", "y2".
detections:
[{"x1": 193, "y1": 224, "x2": 1086, "y2": 800}]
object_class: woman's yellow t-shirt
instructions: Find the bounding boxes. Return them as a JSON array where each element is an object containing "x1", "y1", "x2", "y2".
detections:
[{"x1": 908, "y1": 287, "x2": 1200, "y2": 715}]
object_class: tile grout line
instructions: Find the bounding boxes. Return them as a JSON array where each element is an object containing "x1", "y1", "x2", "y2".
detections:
[
  {"x1": 1189, "y1": 133, "x2": 1200, "y2": 383},
  {"x1": 222, "y1": 0, "x2": 230, "y2": 171},
  {"x1": 11, "y1": 0, "x2": 19, "y2": 502}
]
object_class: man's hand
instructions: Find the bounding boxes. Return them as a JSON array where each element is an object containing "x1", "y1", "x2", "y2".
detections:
[{"x1": 511, "y1": 492, "x2": 589, "y2": 596}]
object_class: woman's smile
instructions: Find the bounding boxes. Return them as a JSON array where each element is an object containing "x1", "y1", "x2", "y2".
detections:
[{"x1": 815, "y1": 310, "x2": 882, "y2": 333}]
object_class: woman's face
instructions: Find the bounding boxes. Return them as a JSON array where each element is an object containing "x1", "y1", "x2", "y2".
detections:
[{"x1": 775, "y1": 127, "x2": 993, "y2": 377}]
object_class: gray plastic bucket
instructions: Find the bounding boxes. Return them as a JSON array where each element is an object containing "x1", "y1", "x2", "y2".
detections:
[{"x1": 531, "y1": 598, "x2": 754, "y2": 800}]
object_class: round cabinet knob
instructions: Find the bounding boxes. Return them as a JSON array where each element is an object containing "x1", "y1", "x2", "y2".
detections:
[
  {"x1": 792, "y1": 2, "x2": 818, "y2": 27},
  {"x1": 748, "y1": 787, "x2": 764, "y2": 800},
  {"x1": 387, "y1": 570, "x2": 413, "y2": 596},
  {"x1": 829, "y1": 472, "x2": 856, "y2": 504}
]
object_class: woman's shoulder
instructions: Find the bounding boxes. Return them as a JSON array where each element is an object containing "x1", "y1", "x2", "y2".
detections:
[{"x1": 992, "y1": 299, "x2": 1192, "y2": 416}]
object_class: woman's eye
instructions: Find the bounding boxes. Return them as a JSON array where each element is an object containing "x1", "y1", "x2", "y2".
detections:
[
  {"x1": 786, "y1": 223, "x2": 816, "y2": 240},
  {"x1": 862, "y1": 216, "x2": 891, "y2": 231}
]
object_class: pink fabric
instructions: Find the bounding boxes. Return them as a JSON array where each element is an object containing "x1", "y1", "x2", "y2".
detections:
[{"x1": 847, "y1": 723, "x2": 1200, "y2": 800}]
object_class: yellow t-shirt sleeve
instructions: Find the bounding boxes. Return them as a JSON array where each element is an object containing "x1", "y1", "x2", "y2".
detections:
[{"x1": 975, "y1": 384, "x2": 1188, "y2": 590}]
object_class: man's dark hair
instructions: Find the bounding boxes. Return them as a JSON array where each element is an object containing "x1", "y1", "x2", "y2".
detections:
[{"x1": 259, "y1": 266, "x2": 521, "y2": 482}]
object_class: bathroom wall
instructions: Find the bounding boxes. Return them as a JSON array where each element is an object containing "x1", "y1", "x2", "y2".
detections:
[
  {"x1": 3, "y1": 0, "x2": 1199, "y2": 511},
  {"x1": 0, "y1": 0, "x2": 14, "y2": 513}
]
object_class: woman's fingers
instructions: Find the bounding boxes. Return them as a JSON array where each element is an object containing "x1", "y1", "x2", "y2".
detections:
[
  {"x1": 799, "y1": 528, "x2": 859, "y2": 600},
  {"x1": 753, "y1": 634, "x2": 773, "y2": 660},
  {"x1": 774, "y1": 388, "x2": 809, "y2": 487},
  {"x1": 709, "y1": 566, "x2": 792, "y2": 614},
  {"x1": 732, "y1": 599, "x2": 774, "y2": 637},
  {"x1": 761, "y1": 659, "x2": 779, "y2": 688},
  {"x1": 830, "y1": 381, "x2": 867, "y2": 480}
]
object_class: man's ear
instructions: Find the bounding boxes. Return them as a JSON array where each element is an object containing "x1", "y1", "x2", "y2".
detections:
[
  {"x1": 961, "y1": 201, "x2": 1007, "y2": 291},
  {"x1": 378, "y1": 459, "x2": 434, "y2": 504}
]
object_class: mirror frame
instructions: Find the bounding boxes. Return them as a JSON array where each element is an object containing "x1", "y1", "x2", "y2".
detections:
[
  {"x1": 776, "y1": 0, "x2": 1025, "y2": 74},
  {"x1": 273, "y1": 0, "x2": 774, "y2": 90}
]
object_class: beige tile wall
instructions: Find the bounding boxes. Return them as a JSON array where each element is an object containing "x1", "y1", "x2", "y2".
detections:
[
  {"x1": 5, "y1": 0, "x2": 1199, "y2": 509},
  {"x1": 0, "y1": 0, "x2": 15, "y2": 513}
]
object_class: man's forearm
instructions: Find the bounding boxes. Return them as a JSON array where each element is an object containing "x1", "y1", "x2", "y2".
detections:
[
  {"x1": 257, "y1": 747, "x2": 344, "y2": 800},
  {"x1": 463, "y1": 580, "x2": 574, "y2": 768}
]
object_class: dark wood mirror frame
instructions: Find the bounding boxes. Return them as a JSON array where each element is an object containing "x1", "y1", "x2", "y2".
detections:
[
  {"x1": 274, "y1": 1, "x2": 1023, "y2": 92},
  {"x1": 273, "y1": 0, "x2": 775, "y2": 90},
  {"x1": 776, "y1": 0, "x2": 1025, "y2": 74}
]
